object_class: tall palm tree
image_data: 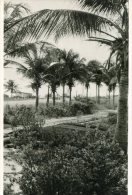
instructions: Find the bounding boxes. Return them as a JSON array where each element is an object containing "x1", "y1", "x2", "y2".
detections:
[
  {"x1": 5, "y1": 0, "x2": 128, "y2": 151},
  {"x1": 49, "y1": 49, "x2": 67, "y2": 105},
  {"x1": 6, "y1": 42, "x2": 55, "y2": 110},
  {"x1": 4, "y1": 80, "x2": 18, "y2": 98},
  {"x1": 50, "y1": 49, "x2": 86, "y2": 105},
  {"x1": 87, "y1": 60, "x2": 103, "y2": 104},
  {"x1": 61, "y1": 49, "x2": 86, "y2": 105},
  {"x1": 103, "y1": 64, "x2": 118, "y2": 107},
  {"x1": 81, "y1": 65, "x2": 93, "y2": 103},
  {"x1": 45, "y1": 64, "x2": 61, "y2": 106}
]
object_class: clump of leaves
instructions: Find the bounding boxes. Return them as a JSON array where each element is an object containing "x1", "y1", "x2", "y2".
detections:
[{"x1": 108, "y1": 112, "x2": 117, "y2": 125}]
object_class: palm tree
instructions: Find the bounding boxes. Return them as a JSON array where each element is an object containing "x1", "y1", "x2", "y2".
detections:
[
  {"x1": 48, "y1": 49, "x2": 67, "y2": 105},
  {"x1": 5, "y1": 0, "x2": 128, "y2": 151},
  {"x1": 103, "y1": 64, "x2": 118, "y2": 107},
  {"x1": 87, "y1": 60, "x2": 103, "y2": 104},
  {"x1": 45, "y1": 64, "x2": 61, "y2": 106},
  {"x1": 6, "y1": 42, "x2": 55, "y2": 110},
  {"x1": 81, "y1": 65, "x2": 93, "y2": 103},
  {"x1": 61, "y1": 49, "x2": 86, "y2": 105},
  {"x1": 50, "y1": 49, "x2": 86, "y2": 105},
  {"x1": 4, "y1": 80, "x2": 18, "y2": 98}
]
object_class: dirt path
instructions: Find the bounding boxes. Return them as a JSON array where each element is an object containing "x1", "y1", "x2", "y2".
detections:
[{"x1": 4, "y1": 109, "x2": 116, "y2": 136}]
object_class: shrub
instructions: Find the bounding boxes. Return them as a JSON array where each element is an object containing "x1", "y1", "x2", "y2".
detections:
[
  {"x1": 18, "y1": 135, "x2": 127, "y2": 195},
  {"x1": 74, "y1": 95, "x2": 95, "y2": 104},
  {"x1": 4, "y1": 113, "x2": 10, "y2": 124},
  {"x1": 69, "y1": 102, "x2": 92, "y2": 116},
  {"x1": 11, "y1": 111, "x2": 126, "y2": 195},
  {"x1": 4, "y1": 105, "x2": 16, "y2": 124},
  {"x1": 108, "y1": 112, "x2": 117, "y2": 125},
  {"x1": 45, "y1": 105, "x2": 68, "y2": 118},
  {"x1": 10, "y1": 108, "x2": 127, "y2": 195},
  {"x1": 4, "y1": 101, "x2": 95, "y2": 124}
]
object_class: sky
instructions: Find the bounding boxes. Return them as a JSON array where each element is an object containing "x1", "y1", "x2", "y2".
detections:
[{"x1": 4, "y1": 0, "x2": 117, "y2": 97}]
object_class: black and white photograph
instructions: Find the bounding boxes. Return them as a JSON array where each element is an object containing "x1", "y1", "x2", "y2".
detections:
[{"x1": 2, "y1": 0, "x2": 130, "y2": 194}]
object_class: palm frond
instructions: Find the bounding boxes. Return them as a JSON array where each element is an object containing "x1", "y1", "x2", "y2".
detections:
[
  {"x1": 78, "y1": 0, "x2": 127, "y2": 15},
  {"x1": 4, "y1": 59, "x2": 27, "y2": 69},
  {"x1": 85, "y1": 37, "x2": 113, "y2": 46},
  {"x1": 5, "y1": 9, "x2": 119, "y2": 43}
]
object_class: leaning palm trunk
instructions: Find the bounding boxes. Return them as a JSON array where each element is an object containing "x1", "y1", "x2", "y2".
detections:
[
  {"x1": 115, "y1": 70, "x2": 128, "y2": 152},
  {"x1": 35, "y1": 87, "x2": 39, "y2": 111},
  {"x1": 62, "y1": 83, "x2": 65, "y2": 105}
]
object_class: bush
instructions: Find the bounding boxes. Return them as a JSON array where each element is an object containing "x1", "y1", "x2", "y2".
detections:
[
  {"x1": 74, "y1": 95, "x2": 95, "y2": 104},
  {"x1": 45, "y1": 105, "x2": 68, "y2": 118},
  {"x1": 4, "y1": 105, "x2": 16, "y2": 124},
  {"x1": 4, "y1": 102, "x2": 94, "y2": 125},
  {"x1": 10, "y1": 108, "x2": 127, "y2": 195},
  {"x1": 11, "y1": 110, "x2": 126, "y2": 195},
  {"x1": 18, "y1": 134, "x2": 127, "y2": 195},
  {"x1": 4, "y1": 113, "x2": 10, "y2": 124},
  {"x1": 69, "y1": 102, "x2": 92, "y2": 116},
  {"x1": 108, "y1": 112, "x2": 117, "y2": 125}
]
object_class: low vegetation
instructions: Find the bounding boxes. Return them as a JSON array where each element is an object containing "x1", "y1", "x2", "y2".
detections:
[
  {"x1": 4, "y1": 100, "x2": 94, "y2": 127},
  {"x1": 6, "y1": 108, "x2": 127, "y2": 195}
]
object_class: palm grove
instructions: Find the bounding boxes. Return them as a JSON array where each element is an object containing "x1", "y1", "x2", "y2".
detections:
[{"x1": 4, "y1": 0, "x2": 128, "y2": 154}]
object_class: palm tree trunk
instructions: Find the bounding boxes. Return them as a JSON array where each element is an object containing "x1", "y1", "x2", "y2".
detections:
[
  {"x1": 108, "y1": 90, "x2": 111, "y2": 105},
  {"x1": 69, "y1": 86, "x2": 72, "y2": 105},
  {"x1": 53, "y1": 91, "x2": 56, "y2": 106},
  {"x1": 35, "y1": 87, "x2": 39, "y2": 111},
  {"x1": 115, "y1": 70, "x2": 128, "y2": 152},
  {"x1": 98, "y1": 85, "x2": 100, "y2": 104},
  {"x1": 46, "y1": 85, "x2": 50, "y2": 107},
  {"x1": 96, "y1": 84, "x2": 98, "y2": 103},
  {"x1": 62, "y1": 83, "x2": 65, "y2": 105},
  {"x1": 113, "y1": 86, "x2": 115, "y2": 109},
  {"x1": 86, "y1": 86, "x2": 89, "y2": 103}
]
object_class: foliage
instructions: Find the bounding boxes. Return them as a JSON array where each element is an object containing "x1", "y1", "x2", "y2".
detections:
[
  {"x1": 4, "y1": 2, "x2": 30, "y2": 55},
  {"x1": 74, "y1": 95, "x2": 96, "y2": 104},
  {"x1": 108, "y1": 112, "x2": 117, "y2": 125},
  {"x1": 4, "y1": 105, "x2": 17, "y2": 125},
  {"x1": 45, "y1": 105, "x2": 68, "y2": 118},
  {"x1": 16, "y1": 127, "x2": 127, "y2": 195},
  {"x1": 69, "y1": 102, "x2": 92, "y2": 116},
  {"x1": 4, "y1": 101, "x2": 94, "y2": 126},
  {"x1": 8, "y1": 107, "x2": 127, "y2": 195}
]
